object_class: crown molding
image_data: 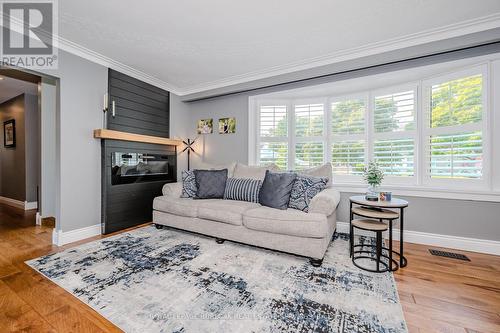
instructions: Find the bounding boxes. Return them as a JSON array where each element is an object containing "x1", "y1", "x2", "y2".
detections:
[
  {"x1": 178, "y1": 13, "x2": 500, "y2": 96},
  {"x1": 3, "y1": 11, "x2": 500, "y2": 96},
  {"x1": 55, "y1": 36, "x2": 183, "y2": 94},
  {"x1": 0, "y1": 11, "x2": 183, "y2": 94}
]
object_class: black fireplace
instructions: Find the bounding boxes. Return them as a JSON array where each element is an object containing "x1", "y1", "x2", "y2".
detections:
[{"x1": 111, "y1": 152, "x2": 175, "y2": 185}]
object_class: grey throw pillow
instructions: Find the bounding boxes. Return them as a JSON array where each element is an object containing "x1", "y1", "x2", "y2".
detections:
[
  {"x1": 194, "y1": 169, "x2": 228, "y2": 199},
  {"x1": 259, "y1": 170, "x2": 297, "y2": 210},
  {"x1": 180, "y1": 170, "x2": 197, "y2": 198},
  {"x1": 288, "y1": 175, "x2": 328, "y2": 212}
]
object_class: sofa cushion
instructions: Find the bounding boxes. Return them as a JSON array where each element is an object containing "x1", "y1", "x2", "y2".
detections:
[
  {"x1": 299, "y1": 163, "x2": 333, "y2": 187},
  {"x1": 153, "y1": 196, "x2": 219, "y2": 217},
  {"x1": 233, "y1": 163, "x2": 279, "y2": 180},
  {"x1": 243, "y1": 206, "x2": 328, "y2": 238},
  {"x1": 198, "y1": 200, "x2": 260, "y2": 226}
]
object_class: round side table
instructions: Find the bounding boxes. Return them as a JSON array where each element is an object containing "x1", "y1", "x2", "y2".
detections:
[{"x1": 349, "y1": 195, "x2": 409, "y2": 271}]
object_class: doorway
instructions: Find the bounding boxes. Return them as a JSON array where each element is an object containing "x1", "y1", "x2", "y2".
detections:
[{"x1": 0, "y1": 66, "x2": 57, "y2": 230}]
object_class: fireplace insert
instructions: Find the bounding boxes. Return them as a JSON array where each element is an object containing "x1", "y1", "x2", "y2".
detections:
[{"x1": 111, "y1": 152, "x2": 174, "y2": 185}]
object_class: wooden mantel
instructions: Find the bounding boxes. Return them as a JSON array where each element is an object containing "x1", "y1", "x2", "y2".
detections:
[{"x1": 93, "y1": 129, "x2": 182, "y2": 146}]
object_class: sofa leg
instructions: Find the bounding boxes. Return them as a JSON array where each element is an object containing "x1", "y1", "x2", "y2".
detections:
[
  {"x1": 215, "y1": 238, "x2": 225, "y2": 244},
  {"x1": 154, "y1": 224, "x2": 164, "y2": 230},
  {"x1": 310, "y1": 258, "x2": 323, "y2": 267}
]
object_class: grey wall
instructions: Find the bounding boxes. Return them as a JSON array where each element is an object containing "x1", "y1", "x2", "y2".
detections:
[
  {"x1": 40, "y1": 80, "x2": 57, "y2": 218},
  {"x1": 186, "y1": 86, "x2": 500, "y2": 242},
  {"x1": 37, "y1": 50, "x2": 108, "y2": 232},
  {"x1": 24, "y1": 93, "x2": 39, "y2": 203},
  {"x1": 170, "y1": 93, "x2": 194, "y2": 178},
  {"x1": 0, "y1": 94, "x2": 26, "y2": 201}
]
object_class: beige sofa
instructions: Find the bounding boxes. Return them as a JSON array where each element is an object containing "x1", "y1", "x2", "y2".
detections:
[{"x1": 152, "y1": 163, "x2": 340, "y2": 266}]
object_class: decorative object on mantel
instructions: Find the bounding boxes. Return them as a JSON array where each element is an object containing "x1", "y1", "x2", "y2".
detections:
[
  {"x1": 93, "y1": 129, "x2": 182, "y2": 146},
  {"x1": 3, "y1": 119, "x2": 16, "y2": 148},
  {"x1": 363, "y1": 162, "x2": 384, "y2": 201},
  {"x1": 197, "y1": 119, "x2": 213, "y2": 134},
  {"x1": 180, "y1": 137, "x2": 197, "y2": 170},
  {"x1": 218, "y1": 117, "x2": 236, "y2": 134}
]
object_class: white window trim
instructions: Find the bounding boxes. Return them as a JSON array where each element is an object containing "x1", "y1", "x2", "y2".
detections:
[
  {"x1": 421, "y1": 64, "x2": 489, "y2": 191},
  {"x1": 248, "y1": 59, "x2": 500, "y2": 202},
  {"x1": 291, "y1": 99, "x2": 327, "y2": 170},
  {"x1": 329, "y1": 94, "x2": 368, "y2": 183}
]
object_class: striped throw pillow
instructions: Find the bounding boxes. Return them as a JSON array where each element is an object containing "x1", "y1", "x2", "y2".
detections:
[{"x1": 224, "y1": 178, "x2": 262, "y2": 203}]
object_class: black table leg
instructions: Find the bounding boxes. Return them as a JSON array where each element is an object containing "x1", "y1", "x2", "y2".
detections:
[
  {"x1": 349, "y1": 201, "x2": 353, "y2": 257},
  {"x1": 389, "y1": 219, "x2": 393, "y2": 271},
  {"x1": 400, "y1": 207, "x2": 407, "y2": 268}
]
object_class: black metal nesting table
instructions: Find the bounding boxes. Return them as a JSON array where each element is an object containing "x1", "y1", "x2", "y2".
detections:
[{"x1": 349, "y1": 195, "x2": 408, "y2": 272}]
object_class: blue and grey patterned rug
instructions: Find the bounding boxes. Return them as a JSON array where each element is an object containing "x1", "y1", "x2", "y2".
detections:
[{"x1": 27, "y1": 226, "x2": 407, "y2": 333}]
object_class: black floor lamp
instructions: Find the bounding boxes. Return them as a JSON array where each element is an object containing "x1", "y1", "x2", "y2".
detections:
[{"x1": 181, "y1": 138, "x2": 196, "y2": 170}]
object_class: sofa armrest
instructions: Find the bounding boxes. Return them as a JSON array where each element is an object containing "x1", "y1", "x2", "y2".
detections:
[
  {"x1": 308, "y1": 188, "x2": 340, "y2": 216},
  {"x1": 162, "y1": 182, "x2": 182, "y2": 198}
]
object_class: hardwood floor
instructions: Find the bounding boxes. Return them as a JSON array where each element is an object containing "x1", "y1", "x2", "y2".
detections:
[{"x1": 0, "y1": 203, "x2": 499, "y2": 333}]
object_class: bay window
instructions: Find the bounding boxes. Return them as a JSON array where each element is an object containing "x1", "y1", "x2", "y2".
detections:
[{"x1": 252, "y1": 62, "x2": 493, "y2": 194}]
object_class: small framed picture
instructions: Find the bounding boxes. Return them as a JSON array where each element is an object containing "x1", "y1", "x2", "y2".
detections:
[
  {"x1": 218, "y1": 117, "x2": 236, "y2": 134},
  {"x1": 4, "y1": 119, "x2": 16, "y2": 148},
  {"x1": 197, "y1": 119, "x2": 213, "y2": 134}
]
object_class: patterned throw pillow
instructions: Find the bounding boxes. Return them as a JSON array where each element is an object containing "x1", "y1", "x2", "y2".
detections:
[
  {"x1": 224, "y1": 178, "x2": 263, "y2": 203},
  {"x1": 180, "y1": 170, "x2": 197, "y2": 198},
  {"x1": 288, "y1": 175, "x2": 328, "y2": 212}
]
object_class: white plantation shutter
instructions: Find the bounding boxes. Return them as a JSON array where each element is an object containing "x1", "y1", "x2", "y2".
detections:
[
  {"x1": 259, "y1": 105, "x2": 287, "y2": 137},
  {"x1": 295, "y1": 142, "x2": 324, "y2": 170},
  {"x1": 372, "y1": 87, "x2": 417, "y2": 179},
  {"x1": 374, "y1": 139, "x2": 415, "y2": 176},
  {"x1": 429, "y1": 132, "x2": 482, "y2": 179},
  {"x1": 374, "y1": 90, "x2": 415, "y2": 132},
  {"x1": 259, "y1": 142, "x2": 288, "y2": 170},
  {"x1": 330, "y1": 97, "x2": 366, "y2": 178},
  {"x1": 258, "y1": 105, "x2": 288, "y2": 169},
  {"x1": 331, "y1": 141, "x2": 365, "y2": 175},
  {"x1": 295, "y1": 104, "x2": 324, "y2": 137},
  {"x1": 423, "y1": 68, "x2": 486, "y2": 185},
  {"x1": 294, "y1": 103, "x2": 325, "y2": 170}
]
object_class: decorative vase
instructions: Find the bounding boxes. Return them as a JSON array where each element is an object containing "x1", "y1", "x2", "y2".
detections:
[
  {"x1": 365, "y1": 184, "x2": 380, "y2": 201},
  {"x1": 367, "y1": 184, "x2": 380, "y2": 195}
]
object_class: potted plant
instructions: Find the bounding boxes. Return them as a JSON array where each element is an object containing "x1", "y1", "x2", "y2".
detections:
[{"x1": 363, "y1": 162, "x2": 384, "y2": 200}]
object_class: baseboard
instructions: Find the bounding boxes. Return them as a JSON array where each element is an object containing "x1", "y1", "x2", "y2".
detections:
[
  {"x1": 52, "y1": 224, "x2": 102, "y2": 246},
  {"x1": 0, "y1": 196, "x2": 38, "y2": 210},
  {"x1": 0, "y1": 196, "x2": 25, "y2": 209},
  {"x1": 24, "y1": 201, "x2": 38, "y2": 210},
  {"x1": 336, "y1": 222, "x2": 500, "y2": 256}
]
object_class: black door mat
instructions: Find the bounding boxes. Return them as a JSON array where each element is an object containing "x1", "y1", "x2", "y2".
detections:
[{"x1": 429, "y1": 249, "x2": 470, "y2": 261}]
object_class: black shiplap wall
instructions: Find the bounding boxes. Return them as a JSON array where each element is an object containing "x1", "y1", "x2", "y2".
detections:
[
  {"x1": 108, "y1": 69, "x2": 170, "y2": 137},
  {"x1": 102, "y1": 69, "x2": 174, "y2": 234}
]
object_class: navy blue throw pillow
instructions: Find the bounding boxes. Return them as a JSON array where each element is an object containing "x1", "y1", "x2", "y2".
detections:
[{"x1": 259, "y1": 170, "x2": 297, "y2": 210}]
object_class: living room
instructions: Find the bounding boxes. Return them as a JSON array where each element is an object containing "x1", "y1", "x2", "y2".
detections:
[{"x1": 0, "y1": 1, "x2": 499, "y2": 332}]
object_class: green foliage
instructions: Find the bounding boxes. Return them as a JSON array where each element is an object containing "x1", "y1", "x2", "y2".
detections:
[{"x1": 363, "y1": 162, "x2": 384, "y2": 187}]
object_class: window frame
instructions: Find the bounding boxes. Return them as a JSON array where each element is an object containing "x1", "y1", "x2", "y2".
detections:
[
  {"x1": 421, "y1": 65, "x2": 489, "y2": 190},
  {"x1": 328, "y1": 93, "x2": 369, "y2": 183},
  {"x1": 249, "y1": 61, "x2": 496, "y2": 199},
  {"x1": 370, "y1": 83, "x2": 419, "y2": 185}
]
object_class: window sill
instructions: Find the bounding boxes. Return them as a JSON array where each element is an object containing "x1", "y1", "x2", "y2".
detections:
[{"x1": 332, "y1": 183, "x2": 500, "y2": 202}]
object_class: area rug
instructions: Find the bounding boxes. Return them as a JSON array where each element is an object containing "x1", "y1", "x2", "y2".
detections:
[{"x1": 27, "y1": 226, "x2": 407, "y2": 333}]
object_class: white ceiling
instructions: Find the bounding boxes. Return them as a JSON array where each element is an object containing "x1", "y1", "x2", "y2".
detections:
[
  {"x1": 0, "y1": 76, "x2": 38, "y2": 104},
  {"x1": 58, "y1": 0, "x2": 500, "y2": 95}
]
